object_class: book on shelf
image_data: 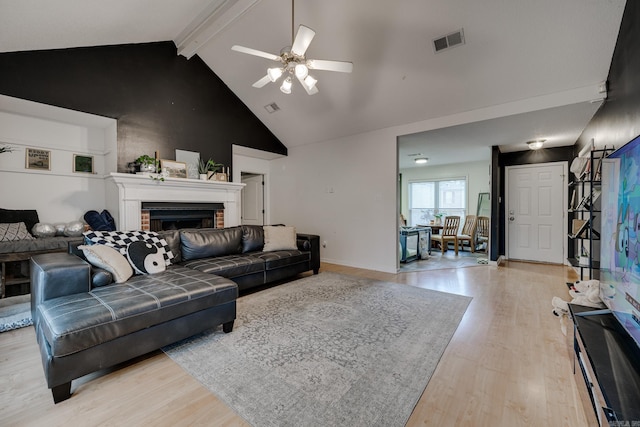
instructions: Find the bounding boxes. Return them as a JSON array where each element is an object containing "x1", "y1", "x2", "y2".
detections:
[
  {"x1": 574, "y1": 188, "x2": 601, "y2": 211},
  {"x1": 569, "y1": 188, "x2": 577, "y2": 210},
  {"x1": 583, "y1": 158, "x2": 592, "y2": 179},
  {"x1": 575, "y1": 195, "x2": 590, "y2": 211},
  {"x1": 569, "y1": 217, "x2": 592, "y2": 239},
  {"x1": 594, "y1": 156, "x2": 604, "y2": 181}
]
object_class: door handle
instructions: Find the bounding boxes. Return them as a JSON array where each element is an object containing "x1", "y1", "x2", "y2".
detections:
[{"x1": 509, "y1": 216, "x2": 515, "y2": 222}]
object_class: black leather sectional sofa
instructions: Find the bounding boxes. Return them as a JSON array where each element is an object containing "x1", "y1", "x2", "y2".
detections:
[{"x1": 30, "y1": 225, "x2": 320, "y2": 403}]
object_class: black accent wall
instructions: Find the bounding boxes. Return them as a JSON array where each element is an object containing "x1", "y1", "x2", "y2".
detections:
[
  {"x1": 575, "y1": 0, "x2": 640, "y2": 153},
  {"x1": 0, "y1": 41, "x2": 287, "y2": 173}
]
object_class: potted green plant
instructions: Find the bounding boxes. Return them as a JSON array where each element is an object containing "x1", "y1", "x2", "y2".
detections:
[
  {"x1": 198, "y1": 158, "x2": 211, "y2": 180},
  {"x1": 434, "y1": 212, "x2": 445, "y2": 225},
  {"x1": 135, "y1": 155, "x2": 159, "y2": 173},
  {"x1": 198, "y1": 158, "x2": 223, "y2": 180}
]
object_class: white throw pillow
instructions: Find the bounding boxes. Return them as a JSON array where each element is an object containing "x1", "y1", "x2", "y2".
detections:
[
  {"x1": 78, "y1": 244, "x2": 133, "y2": 283},
  {"x1": 263, "y1": 226, "x2": 297, "y2": 251}
]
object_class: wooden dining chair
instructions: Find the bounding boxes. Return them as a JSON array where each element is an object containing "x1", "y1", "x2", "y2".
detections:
[
  {"x1": 457, "y1": 215, "x2": 478, "y2": 252},
  {"x1": 431, "y1": 216, "x2": 460, "y2": 254},
  {"x1": 476, "y1": 216, "x2": 490, "y2": 252}
]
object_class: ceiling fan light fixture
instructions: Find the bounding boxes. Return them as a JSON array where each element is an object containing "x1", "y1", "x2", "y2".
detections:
[
  {"x1": 280, "y1": 76, "x2": 293, "y2": 94},
  {"x1": 231, "y1": 0, "x2": 352, "y2": 96},
  {"x1": 294, "y1": 63, "x2": 309, "y2": 79},
  {"x1": 267, "y1": 67, "x2": 284, "y2": 82},
  {"x1": 415, "y1": 158, "x2": 429, "y2": 164},
  {"x1": 303, "y1": 75, "x2": 317, "y2": 90}
]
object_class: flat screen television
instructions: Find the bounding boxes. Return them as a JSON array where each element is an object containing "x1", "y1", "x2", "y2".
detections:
[{"x1": 600, "y1": 133, "x2": 640, "y2": 349}]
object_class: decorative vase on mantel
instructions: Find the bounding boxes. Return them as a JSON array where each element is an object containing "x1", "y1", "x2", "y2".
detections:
[
  {"x1": 140, "y1": 163, "x2": 156, "y2": 174},
  {"x1": 135, "y1": 154, "x2": 158, "y2": 174}
]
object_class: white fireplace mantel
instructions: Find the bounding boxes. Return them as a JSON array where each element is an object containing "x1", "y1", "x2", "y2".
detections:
[{"x1": 105, "y1": 173, "x2": 245, "y2": 231}]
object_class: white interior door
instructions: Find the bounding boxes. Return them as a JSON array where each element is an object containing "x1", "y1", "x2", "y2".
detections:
[
  {"x1": 506, "y1": 163, "x2": 566, "y2": 263},
  {"x1": 241, "y1": 173, "x2": 264, "y2": 225}
]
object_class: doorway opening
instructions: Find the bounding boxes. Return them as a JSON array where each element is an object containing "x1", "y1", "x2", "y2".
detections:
[
  {"x1": 397, "y1": 133, "x2": 492, "y2": 271},
  {"x1": 241, "y1": 173, "x2": 265, "y2": 225}
]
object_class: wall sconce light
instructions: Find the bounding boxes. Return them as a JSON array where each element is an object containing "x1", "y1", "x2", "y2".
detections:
[{"x1": 414, "y1": 158, "x2": 429, "y2": 164}]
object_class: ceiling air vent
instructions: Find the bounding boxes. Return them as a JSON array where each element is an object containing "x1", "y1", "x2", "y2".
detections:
[
  {"x1": 433, "y1": 28, "x2": 465, "y2": 53},
  {"x1": 264, "y1": 102, "x2": 280, "y2": 113}
]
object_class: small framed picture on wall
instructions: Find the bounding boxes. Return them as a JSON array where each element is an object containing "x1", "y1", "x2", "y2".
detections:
[
  {"x1": 25, "y1": 148, "x2": 51, "y2": 170},
  {"x1": 73, "y1": 154, "x2": 94, "y2": 173}
]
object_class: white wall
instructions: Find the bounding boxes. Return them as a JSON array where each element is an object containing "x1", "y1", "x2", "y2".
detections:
[
  {"x1": 270, "y1": 128, "x2": 398, "y2": 273},
  {"x1": 0, "y1": 95, "x2": 116, "y2": 225},
  {"x1": 400, "y1": 161, "x2": 491, "y2": 224}
]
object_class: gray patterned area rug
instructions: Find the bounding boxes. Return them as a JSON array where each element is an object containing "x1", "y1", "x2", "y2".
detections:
[
  {"x1": 0, "y1": 294, "x2": 32, "y2": 333},
  {"x1": 163, "y1": 272, "x2": 471, "y2": 427}
]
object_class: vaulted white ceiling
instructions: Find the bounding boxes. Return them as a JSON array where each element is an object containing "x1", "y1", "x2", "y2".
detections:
[{"x1": 0, "y1": 0, "x2": 627, "y2": 166}]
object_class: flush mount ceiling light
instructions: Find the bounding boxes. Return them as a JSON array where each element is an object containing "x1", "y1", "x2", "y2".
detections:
[
  {"x1": 231, "y1": 0, "x2": 353, "y2": 95},
  {"x1": 415, "y1": 158, "x2": 429, "y2": 164},
  {"x1": 527, "y1": 140, "x2": 546, "y2": 150}
]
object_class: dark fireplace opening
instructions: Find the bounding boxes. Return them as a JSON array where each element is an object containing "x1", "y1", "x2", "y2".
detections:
[{"x1": 141, "y1": 202, "x2": 224, "y2": 232}]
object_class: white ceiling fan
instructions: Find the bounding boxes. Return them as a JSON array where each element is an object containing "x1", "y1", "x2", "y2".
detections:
[{"x1": 231, "y1": 0, "x2": 353, "y2": 95}]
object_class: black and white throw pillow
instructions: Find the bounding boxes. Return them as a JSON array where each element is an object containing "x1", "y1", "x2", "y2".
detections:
[
  {"x1": 83, "y1": 230, "x2": 174, "y2": 266},
  {"x1": 126, "y1": 241, "x2": 166, "y2": 275}
]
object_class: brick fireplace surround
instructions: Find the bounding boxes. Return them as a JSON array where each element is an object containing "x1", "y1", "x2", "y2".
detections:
[{"x1": 106, "y1": 173, "x2": 244, "y2": 231}]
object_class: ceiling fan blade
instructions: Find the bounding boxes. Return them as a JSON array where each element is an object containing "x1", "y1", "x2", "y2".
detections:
[
  {"x1": 252, "y1": 75, "x2": 272, "y2": 88},
  {"x1": 296, "y1": 75, "x2": 318, "y2": 95},
  {"x1": 232, "y1": 45, "x2": 280, "y2": 62},
  {"x1": 307, "y1": 59, "x2": 353, "y2": 73},
  {"x1": 291, "y1": 25, "x2": 316, "y2": 57}
]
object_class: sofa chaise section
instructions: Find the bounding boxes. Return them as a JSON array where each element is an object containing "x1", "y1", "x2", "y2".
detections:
[{"x1": 31, "y1": 253, "x2": 237, "y2": 403}]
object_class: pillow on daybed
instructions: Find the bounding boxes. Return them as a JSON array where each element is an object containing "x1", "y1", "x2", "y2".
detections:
[
  {"x1": 263, "y1": 225, "x2": 297, "y2": 251},
  {"x1": 78, "y1": 244, "x2": 133, "y2": 283},
  {"x1": 0, "y1": 222, "x2": 35, "y2": 241},
  {"x1": 0, "y1": 208, "x2": 39, "y2": 235},
  {"x1": 32, "y1": 223, "x2": 57, "y2": 238}
]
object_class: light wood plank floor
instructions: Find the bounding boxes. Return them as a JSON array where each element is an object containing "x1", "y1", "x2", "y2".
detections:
[{"x1": 0, "y1": 261, "x2": 595, "y2": 427}]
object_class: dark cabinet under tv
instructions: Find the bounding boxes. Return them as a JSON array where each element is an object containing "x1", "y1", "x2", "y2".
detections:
[{"x1": 569, "y1": 304, "x2": 640, "y2": 426}]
